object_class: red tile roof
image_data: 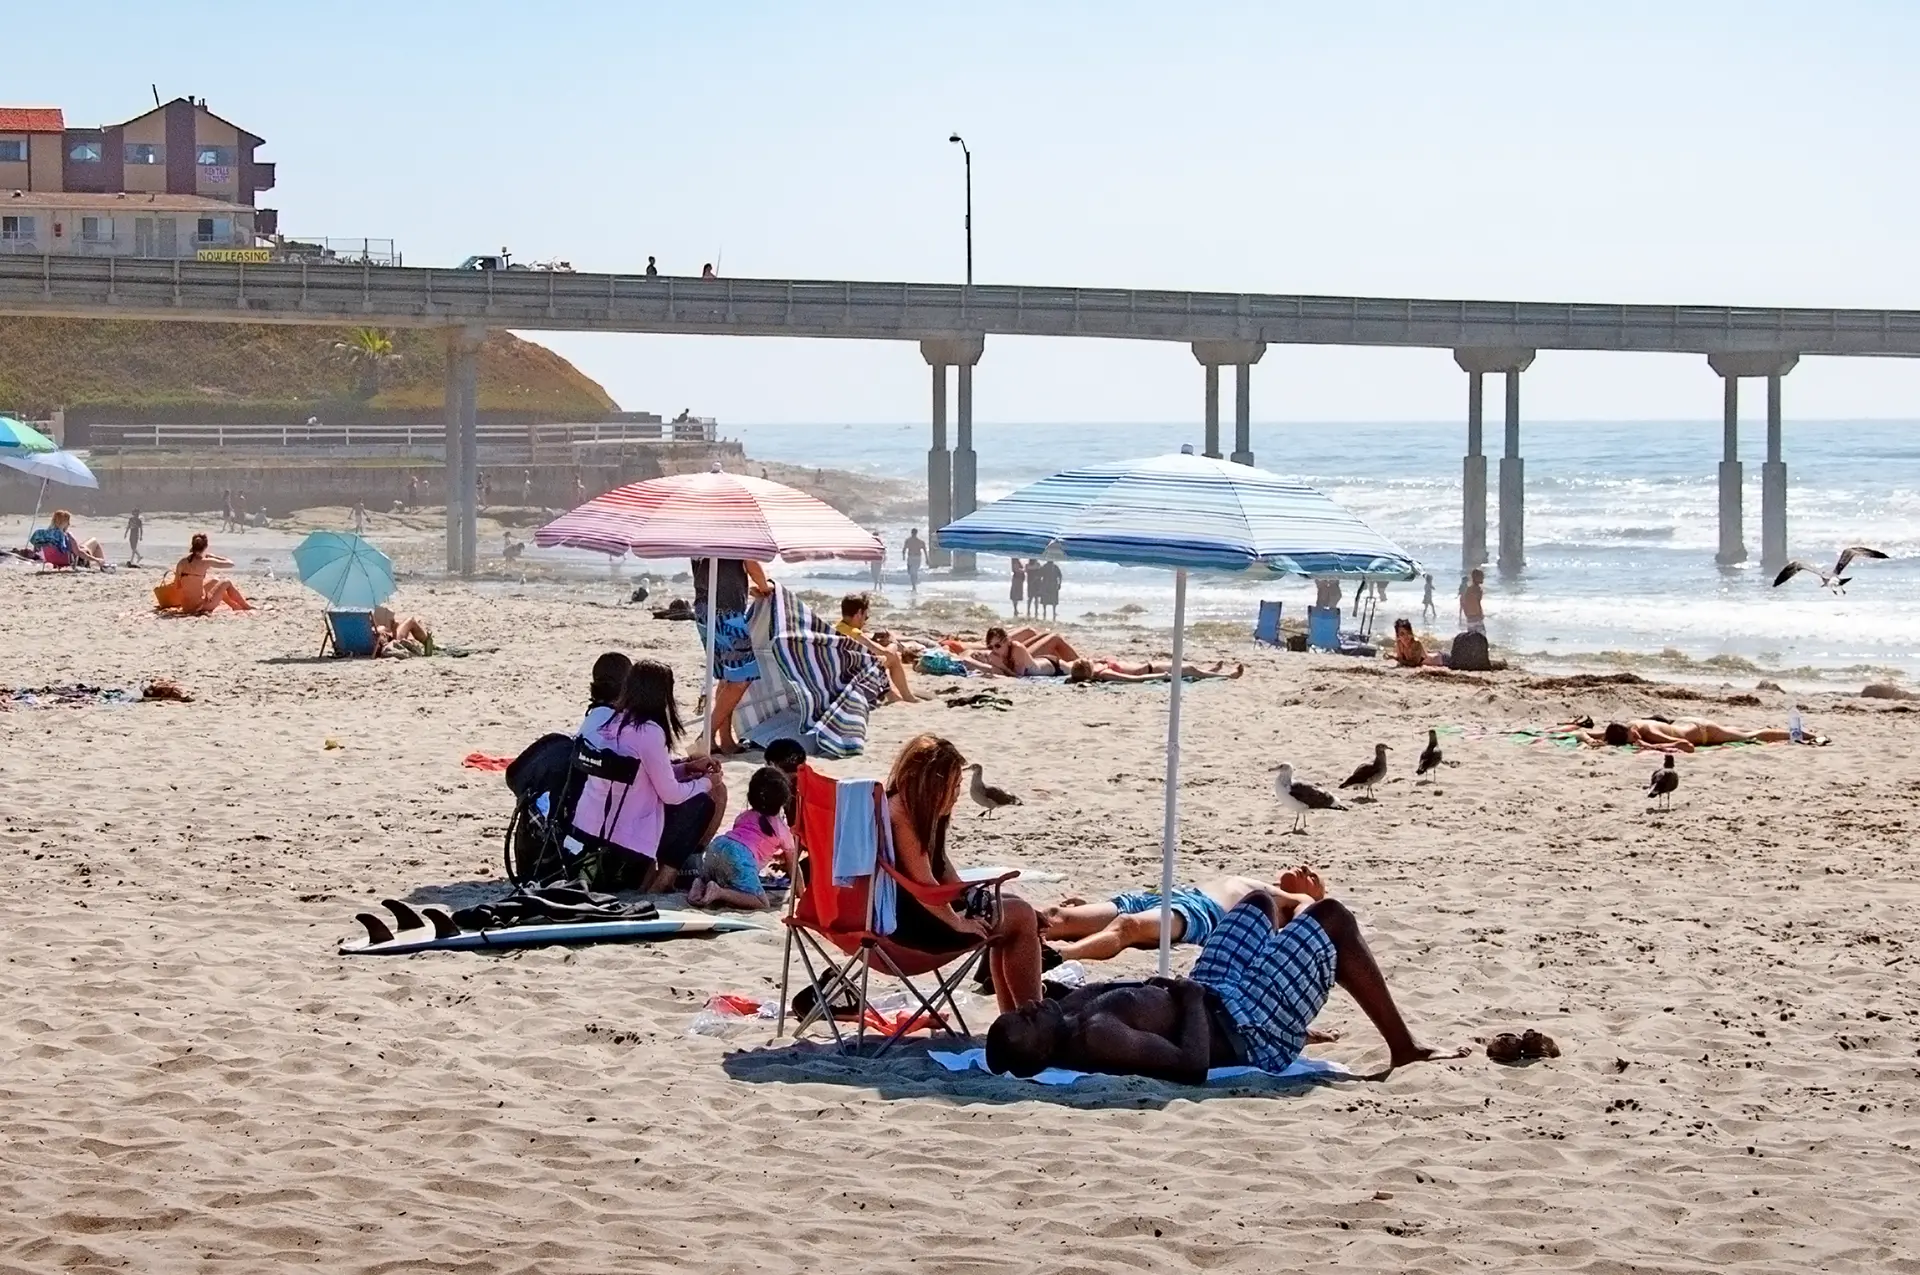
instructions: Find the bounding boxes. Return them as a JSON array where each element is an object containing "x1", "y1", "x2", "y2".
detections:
[{"x1": 0, "y1": 108, "x2": 65, "y2": 134}]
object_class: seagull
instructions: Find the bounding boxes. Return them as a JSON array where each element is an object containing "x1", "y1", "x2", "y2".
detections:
[
  {"x1": 1647, "y1": 753, "x2": 1679, "y2": 812},
  {"x1": 967, "y1": 763, "x2": 1022, "y2": 817},
  {"x1": 1339, "y1": 744, "x2": 1391, "y2": 801},
  {"x1": 1773, "y1": 545, "x2": 1888, "y2": 593},
  {"x1": 1416, "y1": 729, "x2": 1443, "y2": 778},
  {"x1": 1273, "y1": 762, "x2": 1346, "y2": 834}
]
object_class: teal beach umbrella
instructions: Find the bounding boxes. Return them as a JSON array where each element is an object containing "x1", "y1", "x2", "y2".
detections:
[
  {"x1": 0, "y1": 417, "x2": 57, "y2": 453},
  {"x1": 292, "y1": 532, "x2": 396, "y2": 609}
]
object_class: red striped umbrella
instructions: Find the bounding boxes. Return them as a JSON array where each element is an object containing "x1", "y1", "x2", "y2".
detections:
[
  {"x1": 533, "y1": 468, "x2": 883, "y2": 563},
  {"x1": 534, "y1": 467, "x2": 882, "y2": 753}
]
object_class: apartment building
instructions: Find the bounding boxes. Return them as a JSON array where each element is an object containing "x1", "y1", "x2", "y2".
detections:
[{"x1": 0, "y1": 96, "x2": 275, "y2": 258}]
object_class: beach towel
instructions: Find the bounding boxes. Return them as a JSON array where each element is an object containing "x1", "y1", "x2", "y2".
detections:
[
  {"x1": 831, "y1": 777, "x2": 895, "y2": 936},
  {"x1": 928, "y1": 1047, "x2": 1352, "y2": 1086},
  {"x1": 737, "y1": 585, "x2": 889, "y2": 758},
  {"x1": 461, "y1": 753, "x2": 514, "y2": 772}
]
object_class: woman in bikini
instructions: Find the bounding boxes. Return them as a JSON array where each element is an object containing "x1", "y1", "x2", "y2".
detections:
[
  {"x1": 1568, "y1": 718, "x2": 1793, "y2": 753},
  {"x1": 162, "y1": 533, "x2": 252, "y2": 613},
  {"x1": 1065, "y1": 658, "x2": 1245, "y2": 684},
  {"x1": 982, "y1": 626, "x2": 1082, "y2": 677}
]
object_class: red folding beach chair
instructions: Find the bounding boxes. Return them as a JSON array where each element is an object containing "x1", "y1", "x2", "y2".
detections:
[{"x1": 776, "y1": 765, "x2": 1014, "y2": 1052}]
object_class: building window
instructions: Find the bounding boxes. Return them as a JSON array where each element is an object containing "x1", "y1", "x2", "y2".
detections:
[
  {"x1": 0, "y1": 140, "x2": 25, "y2": 163},
  {"x1": 195, "y1": 216, "x2": 233, "y2": 244},
  {"x1": 68, "y1": 141, "x2": 102, "y2": 162},
  {"x1": 81, "y1": 216, "x2": 112, "y2": 243},
  {"x1": 125, "y1": 143, "x2": 163, "y2": 165},
  {"x1": 1, "y1": 215, "x2": 37, "y2": 241},
  {"x1": 196, "y1": 145, "x2": 234, "y2": 167}
]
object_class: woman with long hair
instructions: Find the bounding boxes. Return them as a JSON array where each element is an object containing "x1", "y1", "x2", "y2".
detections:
[
  {"x1": 886, "y1": 733, "x2": 1043, "y2": 1012},
  {"x1": 571, "y1": 659, "x2": 728, "y2": 891}
]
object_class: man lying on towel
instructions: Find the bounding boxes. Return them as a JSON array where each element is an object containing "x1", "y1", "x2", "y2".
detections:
[
  {"x1": 988, "y1": 875, "x2": 1461, "y2": 1083},
  {"x1": 1042, "y1": 867, "x2": 1321, "y2": 962}
]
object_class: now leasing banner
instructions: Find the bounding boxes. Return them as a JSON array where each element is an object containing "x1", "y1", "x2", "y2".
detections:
[{"x1": 196, "y1": 248, "x2": 272, "y2": 263}]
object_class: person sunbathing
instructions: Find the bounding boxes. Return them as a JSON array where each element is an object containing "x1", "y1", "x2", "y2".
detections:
[
  {"x1": 158, "y1": 533, "x2": 252, "y2": 613},
  {"x1": 1390, "y1": 618, "x2": 1446, "y2": 668},
  {"x1": 987, "y1": 882, "x2": 1460, "y2": 1083},
  {"x1": 1042, "y1": 866, "x2": 1324, "y2": 961},
  {"x1": 1064, "y1": 658, "x2": 1244, "y2": 684},
  {"x1": 982, "y1": 626, "x2": 1083, "y2": 677},
  {"x1": 371, "y1": 604, "x2": 435, "y2": 656},
  {"x1": 835, "y1": 593, "x2": 920, "y2": 703},
  {"x1": 1568, "y1": 717, "x2": 1792, "y2": 753},
  {"x1": 33, "y1": 510, "x2": 108, "y2": 569}
]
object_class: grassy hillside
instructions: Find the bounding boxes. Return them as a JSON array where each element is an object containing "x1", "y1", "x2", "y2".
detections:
[{"x1": 0, "y1": 318, "x2": 617, "y2": 418}]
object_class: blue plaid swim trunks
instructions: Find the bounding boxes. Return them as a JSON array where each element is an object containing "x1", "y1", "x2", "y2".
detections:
[
  {"x1": 1189, "y1": 899, "x2": 1338, "y2": 1072},
  {"x1": 1110, "y1": 887, "x2": 1228, "y2": 947}
]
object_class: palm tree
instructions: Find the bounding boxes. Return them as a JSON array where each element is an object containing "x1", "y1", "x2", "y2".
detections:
[{"x1": 331, "y1": 328, "x2": 401, "y2": 400}]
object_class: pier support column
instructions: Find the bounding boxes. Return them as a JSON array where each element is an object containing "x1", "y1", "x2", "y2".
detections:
[
  {"x1": 1232, "y1": 362, "x2": 1254, "y2": 465},
  {"x1": 1191, "y1": 341, "x2": 1265, "y2": 463},
  {"x1": 921, "y1": 336, "x2": 985, "y2": 573},
  {"x1": 444, "y1": 326, "x2": 483, "y2": 578},
  {"x1": 1454, "y1": 348, "x2": 1533, "y2": 577},
  {"x1": 1707, "y1": 352, "x2": 1798, "y2": 571},
  {"x1": 1762, "y1": 373, "x2": 1788, "y2": 574}
]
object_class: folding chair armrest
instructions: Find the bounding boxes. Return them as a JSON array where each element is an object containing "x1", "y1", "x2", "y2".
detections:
[{"x1": 880, "y1": 863, "x2": 1018, "y2": 906}]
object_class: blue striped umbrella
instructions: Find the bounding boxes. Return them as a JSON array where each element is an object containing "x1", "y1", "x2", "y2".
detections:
[
  {"x1": 940, "y1": 448, "x2": 1418, "y2": 973},
  {"x1": 0, "y1": 416, "x2": 57, "y2": 453}
]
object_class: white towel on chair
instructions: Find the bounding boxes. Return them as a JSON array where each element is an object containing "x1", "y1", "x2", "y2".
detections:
[
  {"x1": 927, "y1": 1047, "x2": 1352, "y2": 1086},
  {"x1": 831, "y1": 777, "x2": 895, "y2": 935}
]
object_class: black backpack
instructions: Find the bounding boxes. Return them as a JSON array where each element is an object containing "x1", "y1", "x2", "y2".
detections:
[{"x1": 502, "y1": 732, "x2": 582, "y2": 885}]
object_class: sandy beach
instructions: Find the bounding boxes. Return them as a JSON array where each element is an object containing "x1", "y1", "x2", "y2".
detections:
[{"x1": 3, "y1": 548, "x2": 1919, "y2": 1273}]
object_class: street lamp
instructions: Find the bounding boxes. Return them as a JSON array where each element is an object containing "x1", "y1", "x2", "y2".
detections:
[{"x1": 948, "y1": 132, "x2": 971, "y2": 285}]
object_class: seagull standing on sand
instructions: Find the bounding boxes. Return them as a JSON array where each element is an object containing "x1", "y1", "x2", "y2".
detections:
[
  {"x1": 1647, "y1": 754, "x2": 1679, "y2": 812},
  {"x1": 1416, "y1": 729, "x2": 1443, "y2": 778},
  {"x1": 1339, "y1": 744, "x2": 1391, "y2": 801},
  {"x1": 967, "y1": 763, "x2": 1022, "y2": 817},
  {"x1": 1273, "y1": 763, "x2": 1346, "y2": 834},
  {"x1": 1773, "y1": 545, "x2": 1888, "y2": 593}
]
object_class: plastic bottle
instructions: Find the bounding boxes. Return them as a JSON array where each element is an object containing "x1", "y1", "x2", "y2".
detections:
[{"x1": 1788, "y1": 707, "x2": 1804, "y2": 744}]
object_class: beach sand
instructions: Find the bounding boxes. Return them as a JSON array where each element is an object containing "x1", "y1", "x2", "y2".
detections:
[{"x1": 3, "y1": 559, "x2": 1918, "y2": 1273}]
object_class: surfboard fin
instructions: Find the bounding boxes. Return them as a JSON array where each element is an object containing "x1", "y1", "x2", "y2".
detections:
[
  {"x1": 381, "y1": 898, "x2": 427, "y2": 932},
  {"x1": 421, "y1": 906, "x2": 460, "y2": 940},
  {"x1": 355, "y1": 912, "x2": 396, "y2": 946}
]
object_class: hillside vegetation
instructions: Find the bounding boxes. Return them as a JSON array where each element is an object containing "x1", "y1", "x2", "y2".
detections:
[{"x1": 0, "y1": 318, "x2": 617, "y2": 418}]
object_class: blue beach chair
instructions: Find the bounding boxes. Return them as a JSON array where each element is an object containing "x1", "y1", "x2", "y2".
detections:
[
  {"x1": 320, "y1": 609, "x2": 379, "y2": 658},
  {"x1": 1306, "y1": 605, "x2": 1341, "y2": 652},
  {"x1": 1253, "y1": 600, "x2": 1283, "y2": 646}
]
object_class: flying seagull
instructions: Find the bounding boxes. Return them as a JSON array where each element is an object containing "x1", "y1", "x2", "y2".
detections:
[
  {"x1": 1416, "y1": 729, "x2": 1443, "y2": 778},
  {"x1": 1339, "y1": 743, "x2": 1391, "y2": 801},
  {"x1": 1773, "y1": 545, "x2": 1888, "y2": 593},
  {"x1": 1273, "y1": 762, "x2": 1346, "y2": 834},
  {"x1": 1647, "y1": 753, "x2": 1679, "y2": 812},
  {"x1": 967, "y1": 763, "x2": 1022, "y2": 817}
]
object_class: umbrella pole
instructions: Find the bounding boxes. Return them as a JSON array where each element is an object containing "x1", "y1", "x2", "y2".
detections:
[
  {"x1": 30, "y1": 478, "x2": 46, "y2": 527},
  {"x1": 1157, "y1": 567, "x2": 1188, "y2": 977},
  {"x1": 700, "y1": 556, "x2": 720, "y2": 755}
]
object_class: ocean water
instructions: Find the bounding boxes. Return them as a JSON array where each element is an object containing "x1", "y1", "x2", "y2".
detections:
[{"x1": 723, "y1": 419, "x2": 1920, "y2": 684}]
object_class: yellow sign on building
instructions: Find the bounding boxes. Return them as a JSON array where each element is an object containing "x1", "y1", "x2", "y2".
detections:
[{"x1": 196, "y1": 248, "x2": 272, "y2": 263}]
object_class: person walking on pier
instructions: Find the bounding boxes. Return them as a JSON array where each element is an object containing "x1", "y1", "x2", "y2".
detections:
[
  {"x1": 904, "y1": 529, "x2": 927, "y2": 594},
  {"x1": 645, "y1": 256, "x2": 658, "y2": 277}
]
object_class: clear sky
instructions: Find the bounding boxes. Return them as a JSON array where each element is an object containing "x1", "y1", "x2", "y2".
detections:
[{"x1": 11, "y1": 1, "x2": 1920, "y2": 424}]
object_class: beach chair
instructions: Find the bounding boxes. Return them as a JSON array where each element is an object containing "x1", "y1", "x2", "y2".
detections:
[
  {"x1": 777, "y1": 765, "x2": 1013, "y2": 1052},
  {"x1": 1307, "y1": 605, "x2": 1341, "y2": 652},
  {"x1": 319, "y1": 609, "x2": 379, "y2": 658},
  {"x1": 737, "y1": 585, "x2": 889, "y2": 758},
  {"x1": 1253, "y1": 600, "x2": 1283, "y2": 646}
]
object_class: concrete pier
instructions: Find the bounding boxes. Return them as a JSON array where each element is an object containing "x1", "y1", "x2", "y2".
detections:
[
  {"x1": 444, "y1": 326, "x2": 482, "y2": 577},
  {"x1": 1454, "y1": 348, "x2": 1533, "y2": 575},
  {"x1": 1192, "y1": 341, "x2": 1265, "y2": 465},
  {"x1": 1707, "y1": 352, "x2": 1798, "y2": 571},
  {"x1": 921, "y1": 337, "x2": 985, "y2": 571}
]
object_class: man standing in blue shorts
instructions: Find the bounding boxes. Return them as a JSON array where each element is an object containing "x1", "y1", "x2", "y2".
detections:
[{"x1": 988, "y1": 874, "x2": 1459, "y2": 1081}]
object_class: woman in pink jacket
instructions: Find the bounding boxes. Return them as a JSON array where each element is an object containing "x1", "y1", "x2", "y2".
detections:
[{"x1": 570, "y1": 659, "x2": 728, "y2": 892}]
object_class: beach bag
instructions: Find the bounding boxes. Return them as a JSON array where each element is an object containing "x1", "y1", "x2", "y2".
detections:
[
  {"x1": 1448, "y1": 630, "x2": 1493, "y2": 672},
  {"x1": 502, "y1": 732, "x2": 580, "y2": 885}
]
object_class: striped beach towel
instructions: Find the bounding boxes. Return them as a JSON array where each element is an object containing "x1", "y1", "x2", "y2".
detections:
[{"x1": 737, "y1": 586, "x2": 888, "y2": 759}]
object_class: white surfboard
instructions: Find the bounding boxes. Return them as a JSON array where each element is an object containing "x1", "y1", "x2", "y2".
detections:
[{"x1": 340, "y1": 908, "x2": 763, "y2": 956}]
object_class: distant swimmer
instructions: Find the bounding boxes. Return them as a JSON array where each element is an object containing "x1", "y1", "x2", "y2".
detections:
[{"x1": 1773, "y1": 545, "x2": 1889, "y2": 594}]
